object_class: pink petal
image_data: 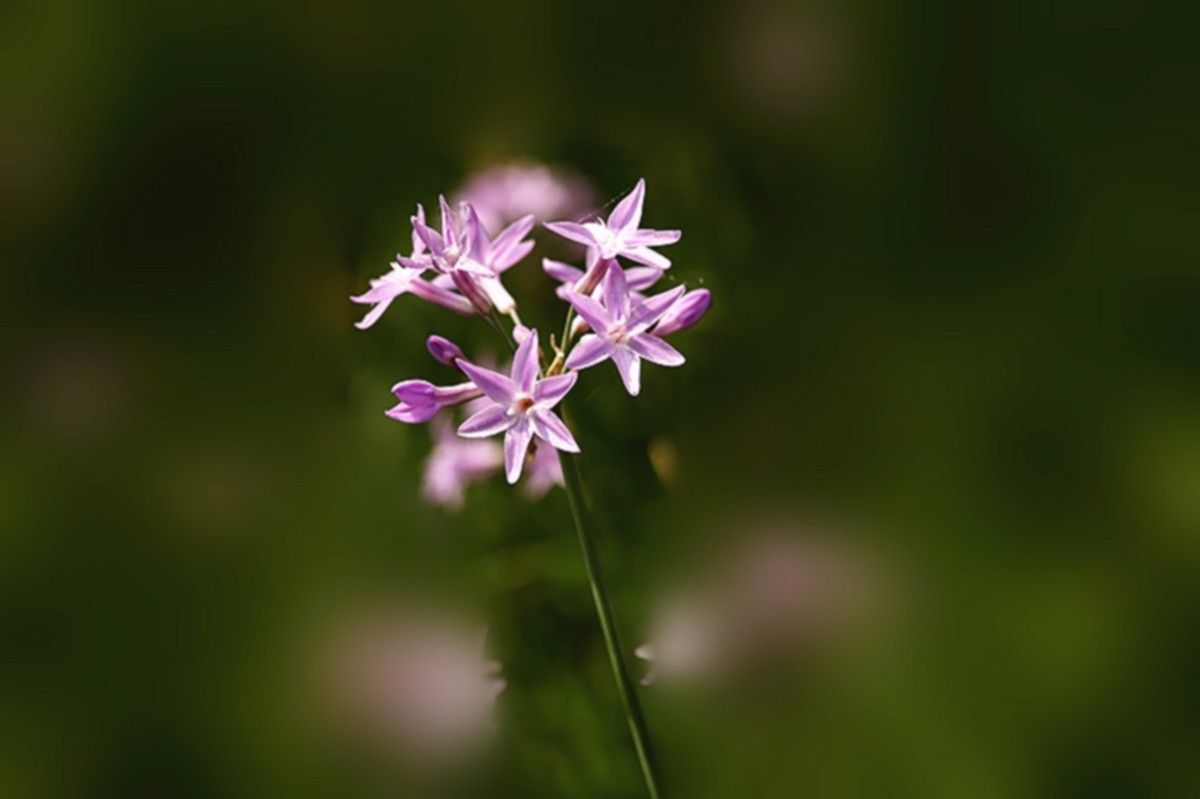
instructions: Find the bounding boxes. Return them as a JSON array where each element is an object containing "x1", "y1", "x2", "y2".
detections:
[
  {"x1": 458, "y1": 403, "x2": 516, "y2": 438},
  {"x1": 412, "y1": 217, "x2": 444, "y2": 257},
  {"x1": 490, "y1": 215, "x2": 535, "y2": 263},
  {"x1": 504, "y1": 418, "x2": 534, "y2": 484},
  {"x1": 490, "y1": 240, "x2": 534, "y2": 273},
  {"x1": 626, "y1": 228, "x2": 681, "y2": 248},
  {"x1": 565, "y1": 292, "x2": 613, "y2": 335},
  {"x1": 409, "y1": 279, "x2": 476, "y2": 316},
  {"x1": 624, "y1": 267, "x2": 664, "y2": 292},
  {"x1": 629, "y1": 285, "x2": 687, "y2": 330},
  {"x1": 624, "y1": 246, "x2": 671, "y2": 270},
  {"x1": 532, "y1": 372, "x2": 577, "y2": 408},
  {"x1": 602, "y1": 263, "x2": 632, "y2": 319},
  {"x1": 607, "y1": 178, "x2": 645, "y2": 233},
  {"x1": 411, "y1": 204, "x2": 427, "y2": 255},
  {"x1": 438, "y1": 195, "x2": 456, "y2": 242},
  {"x1": 512, "y1": 329, "x2": 539, "y2": 394},
  {"x1": 543, "y1": 258, "x2": 584, "y2": 284},
  {"x1": 543, "y1": 221, "x2": 598, "y2": 248},
  {"x1": 352, "y1": 296, "x2": 393, "y2": 329},
  {"x1": 480, "y1": 276, "x2": 515, "y2": 314},
  {"x1": 611, "y1": 347, "x2": 642, "y2": 396},
  {"x1": 458, "y1": 360, "x2": 516, "y2": 404},
  {"x1": 627, "y1": 333, "x2": 685, "y2": 367},
  {"x1": 531, "y1": 408, "x2": 580, "y2": 453},
  {"x1": 565, "y1": 334, "x2": 612, "y2": 370}
]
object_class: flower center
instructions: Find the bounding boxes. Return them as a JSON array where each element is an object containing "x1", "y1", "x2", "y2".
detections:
[
  {"x1": 513, "y1": 395, "x2": 536, "y2": 414},
  {"x1": 593, "y1": 225, "x2": 623, "y2": 257}
]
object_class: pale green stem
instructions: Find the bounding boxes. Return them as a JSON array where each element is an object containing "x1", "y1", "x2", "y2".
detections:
[
  {"x1": 558, "y1": 447, "x2": 662, "y2": 799},
  {"x1": 482, "y1": 297, "x2": 662, "y2": 797}
]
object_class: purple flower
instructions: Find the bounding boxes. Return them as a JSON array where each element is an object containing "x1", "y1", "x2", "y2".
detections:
[
  {"x1": 565, "y1": 266, "x2": 687, "y2": 396},
  {"x1": 544, "y1": 178, "x2": 681, "y2": 269},
  {"x1": 409, "y1": 197, "x2": 492, "y2": 279},
  {"x1": 456, "y1": 330, "x2": 580, "y2": 484},
  {"x1": 466, "y1": 206, "x2": 536, "y2": 314},
  {"x1": 387, "y1": 380, "x2": 484, "y2": 424},
  {"x1": 351, "y1": 206, "x2": 478, "y2": 327},
  {"x1": 422, "y1": 420, "x2": 504, "y2": 509},
  {"x1": 652, "y1": 288, "x2": 711, "y2": 337}
]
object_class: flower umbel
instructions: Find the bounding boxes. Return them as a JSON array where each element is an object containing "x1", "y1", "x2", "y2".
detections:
[{"x1": 355, "y1": 173, "x2": 708, "y2": 799}]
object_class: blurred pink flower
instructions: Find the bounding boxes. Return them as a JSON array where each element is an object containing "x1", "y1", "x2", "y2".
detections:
[
  {"x1": 523, "y1": 441, "x2": 565, "y2": 500},
  {"x1": 636, "y1": 530, "x2": 883, "y2": 686},
  {"x1": 332, "y1": 612, "x2": 506, "y2": 757},
  {"x1": 454, "y1": 162, "x2": 594, "y2": 232},
  {"x1": 422, "y1": 420, "x2": 504, "y2": 510}
]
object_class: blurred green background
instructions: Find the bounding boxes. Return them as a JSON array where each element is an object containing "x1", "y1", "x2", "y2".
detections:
[{"x1": 3, "y1": 0, "x2": 1199, "y2": 796}]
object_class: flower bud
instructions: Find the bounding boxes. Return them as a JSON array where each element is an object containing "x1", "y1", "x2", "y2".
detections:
[
  {"x1": 574, "y1": 252, "x2": 613, "y2": 295},
  {"x1": 512, "y1": 325, "x2": 533, "y2": 346},
  {"x1": 652, "y1": 289, "x2": 711, "y2": 337},
  {"x1": 427, "y1": 335, "x2": 466, "y2": 366},
  {"x1": 451, "y1": 271, "x2": 494, "y2": 315},
  {"x1": 387, "y1": 380, "x2": 483, "y2": 424}
]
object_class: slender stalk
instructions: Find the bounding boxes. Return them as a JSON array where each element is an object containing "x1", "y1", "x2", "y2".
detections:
[
  {"x1": 476, "y1": 287, "x2": 659, "y2": 795},
  {"x1": 558, "y1": 448, "x2": 661, "y2": 799},
  {"x1": 483, "y1": 308, "x2": 517, "y2": 352}
]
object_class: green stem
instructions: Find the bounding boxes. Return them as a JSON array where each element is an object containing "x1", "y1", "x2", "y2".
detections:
[
  {"x1": 558, "y1": 448, "x2": 661, "y2": 799},
  {"x1": 483, "y1": 308, "x2": 517, "y2": 352}
]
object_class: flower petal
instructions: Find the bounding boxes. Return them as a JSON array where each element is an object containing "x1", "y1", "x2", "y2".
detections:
[
  {"x1": 611, "y1": 347, "x2": 642, "y2": 396},
  {"x1": 607, "y1": 178, "x2": 645, "y2": 233},
  {"x1": 624, "y1": 246, "x2": 672, "y2": 270},
  {"x1": 409, "y1": 279, "x2": 476, "y2": 316},
  {"x1": 458, "y1": 403, "x2": 515, "y2": 438},
  {"x1": 352, "y1": 296, "x2": 394, "y2": 329},
  {"x1": 627, "y1": 333, "x2": 685, "y2": 366},
  {"x1": 438, "y1": 195, "x2": 457, "y2": 242},
  {"x1": 480, "y1": 276, "x2": 515, "y2": 314},
  {"x1": 490, "y1": 240, "x2": 534, "y2": 273},
  {"x1": 457, "y1": 360, "x2": 516, "y2": 404},
  {"x1": 543, "y1": 258, "x2": 584, "y2": 285},
  {"x1": 565, "y1": 334, "x2": 612, "y2": 370},
  {"x1": 532, "y1": 372, "x2": 577, "y2": 408},
  {"x1": 629, "y1": 285, "x2": 687, "y2": 331},
  {"x1": 490, "y1": 215, "x2": 535, "y2": 264},
  {"x1": 391, "y1": 379, "x2": 436, "y2": 404},
  {"x1": 410, "y1": 204, "x2": 427, "y2": 255},
  {"x1": 602, "y1": 263, "x2": 632, "y2": 319},
  {"x1": 504, "y1": 418, "x2": 534, "y2": 484},
  {"x1": 543, "y1": 221, "x2": 598, "y2": 248},
  {"x1": 626, "y1": 228, "x2": 681, "y2": 248},
  {"x1": 565, "y1": 292, "x2": 613, "y2": 335},
  {"x1": 412, "y1": 216, "x2": 444, "y2": 257},
  {"x1": 531, "y1": 408, "x2": 580, "y2": 453},
  {"x1": 385, "y1": 402, "x2": 440, "y2": 424},
  {"x1": 512, "y1": 328, "x2": 539, "y2": 394},
  {"x1": 624, "y1": 267, "x2": 664, "y2": 292}
]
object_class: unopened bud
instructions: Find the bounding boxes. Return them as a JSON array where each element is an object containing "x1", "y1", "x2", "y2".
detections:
[
  {"x1": 653, "y1": 289, "x2": 711, "y2": 337},
  {"x1": 427, "y1": 335, "x2": 466, "y2": 366}
]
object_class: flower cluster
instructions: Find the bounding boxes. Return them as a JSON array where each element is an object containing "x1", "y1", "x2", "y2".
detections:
[{"x1": 354, "y1": 177, "x2": 711, "y2": 497}]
